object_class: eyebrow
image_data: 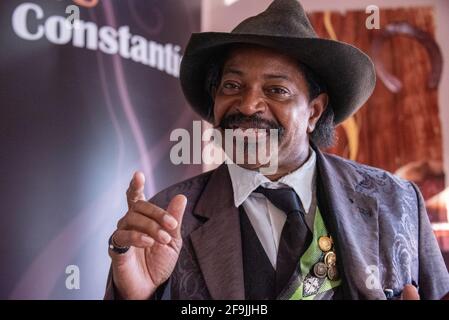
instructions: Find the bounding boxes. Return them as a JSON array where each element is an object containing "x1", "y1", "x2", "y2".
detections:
[
  {"x1": 222, "y1": 67, "x2": 291, "y2": 81},
  {"x1": 264, "y1": 74, "x2": 291, "y2": 81},
  {"x1": 222, "y1": 67, "x2": 243, "y2": 76}
]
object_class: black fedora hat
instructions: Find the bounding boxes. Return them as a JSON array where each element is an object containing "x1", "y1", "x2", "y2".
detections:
[{"x1": 180, "y1": 0, "x2": 376, "y2": 125}]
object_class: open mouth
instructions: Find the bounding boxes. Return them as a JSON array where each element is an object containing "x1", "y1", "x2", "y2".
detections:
[
  {"x1": 228, "y1": 121, "x2": 271, "y2": 131},
  {"x1": 219, "y1": 114, "x2": 285, "y2": 142},
  {"x1": 226, "y1": 126, "x2": 269, "y2": 143}
]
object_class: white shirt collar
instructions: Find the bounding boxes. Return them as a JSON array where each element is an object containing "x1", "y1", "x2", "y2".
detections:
[{"x1": 227, "y1": 148, "x2": 316, "y2": 212}]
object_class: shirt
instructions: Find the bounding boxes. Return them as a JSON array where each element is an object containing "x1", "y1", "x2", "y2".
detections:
[{"x1": 227, "y1": 148, "x2": 317, "y2": 268}]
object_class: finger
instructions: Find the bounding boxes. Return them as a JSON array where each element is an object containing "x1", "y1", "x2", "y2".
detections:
[
  {"x1": 120, "y1": 212, "x2": 173, "y2": 245},
  {"x1": 401, "y1": 284, "x2": 420, "y2": 300},
  {"x1": 166, "y1": 194, "x2": 187, "y2": 239},
  {"x1": 111, "y1": 229, "x2": 155, "y2": 249},
  {"x1": 126, "y1": 171, "x2": 146, "y2": 208},
  {"x1": 132, "y1": 200, "x2": 178, "y2": 231}
]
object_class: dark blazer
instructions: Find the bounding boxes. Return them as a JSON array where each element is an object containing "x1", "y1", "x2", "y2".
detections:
[{"x1": 105, "y1": 147, "x2": 449, "y2": 300}]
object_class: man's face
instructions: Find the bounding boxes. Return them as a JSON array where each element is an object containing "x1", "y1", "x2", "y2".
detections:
[{"x1": 213, "y1": 45, "x2": 327, "y2": 177}]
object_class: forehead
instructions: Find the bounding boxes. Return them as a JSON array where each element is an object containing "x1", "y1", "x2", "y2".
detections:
[{"x1": 222, "y1": 44, "x2": 303, "y2": 78}]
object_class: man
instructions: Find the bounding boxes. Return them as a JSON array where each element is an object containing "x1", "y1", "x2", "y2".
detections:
[{"x1": 105, "y1": 0, "x2": 449, "y2": 300}]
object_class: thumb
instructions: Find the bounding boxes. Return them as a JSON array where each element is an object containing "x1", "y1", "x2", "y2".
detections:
[
  {"x1": 166, "y1": 194, "x2": 187, "y2": 239},
  {"x1": 401, "y1": 284, "x2": 420, "y2": 300},
  {"x1": 126, "y1": 171, "x2": 146, "y2": 209}
]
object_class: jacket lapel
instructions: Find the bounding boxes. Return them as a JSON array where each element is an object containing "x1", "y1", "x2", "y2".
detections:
[
  {"x1": 190, "y1": 164, "x2": 245, "y2": 299},
  {"x1": 314, "y1": 146, "x2": 385, "y2": 299}
]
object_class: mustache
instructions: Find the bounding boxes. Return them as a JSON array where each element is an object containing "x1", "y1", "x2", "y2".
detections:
[{"x1": 217, "y1": 113, "x2": 285, "y2": 136}]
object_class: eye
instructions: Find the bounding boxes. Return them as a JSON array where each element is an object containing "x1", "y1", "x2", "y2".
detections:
[
  {"x1": 221, "y1": 81, "x2": 241, "y2": 94},
  {"x1": 267, "y1": 87, "x2": 290, "y2": 95}
]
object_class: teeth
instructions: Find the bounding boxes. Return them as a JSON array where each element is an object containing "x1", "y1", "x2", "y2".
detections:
[
  {"x1": 229, "y1": 128, "x2": 269, "y2": 143},
  {"x1": 232, "y1": 127, "x2": 267, "y2": 132}
]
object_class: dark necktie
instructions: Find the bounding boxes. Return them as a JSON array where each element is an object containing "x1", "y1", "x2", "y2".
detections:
[{"x1": 255, "y1": 186, "x2": 312, "y2": 295}]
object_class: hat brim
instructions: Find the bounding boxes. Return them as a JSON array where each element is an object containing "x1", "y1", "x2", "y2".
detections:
[{"x1": 180, "y1": 32, "x2": 376, "y2": 125}]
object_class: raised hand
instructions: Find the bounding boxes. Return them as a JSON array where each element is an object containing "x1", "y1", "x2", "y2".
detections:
[{"x1": 109, "y1": 171, "x2": 187, "y2": 299}]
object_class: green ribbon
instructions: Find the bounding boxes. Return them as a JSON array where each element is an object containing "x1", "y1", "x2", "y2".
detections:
[{"x1": 288, "y1": 207, "x2": 341, "y2": 300}]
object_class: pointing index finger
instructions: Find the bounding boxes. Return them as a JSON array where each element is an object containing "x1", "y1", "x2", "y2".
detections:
[{"x1": 126, "y1": 171, "x2": 146, "y2": 208}]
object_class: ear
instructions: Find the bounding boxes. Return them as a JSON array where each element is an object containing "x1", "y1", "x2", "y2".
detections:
[
  {"x1": 210, "y1": 86, "x2": 219, "y2": 126},
  {"x1": 211, "y1": 85, "x2": 218, "y2": 100},
  {"x1": 307, "y1": 93, "x2": 328, "y2": 133}
]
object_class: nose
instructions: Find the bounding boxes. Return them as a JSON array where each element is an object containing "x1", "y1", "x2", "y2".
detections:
[{"x1": 237, "y1": 88, "x2": 267, "y2": 116}]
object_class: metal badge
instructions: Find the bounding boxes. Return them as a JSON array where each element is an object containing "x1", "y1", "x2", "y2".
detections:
[
  {"x1": 313, "y1": 262, "x2": 328, "y2": 279},
  {"x1": 318, "y1": 236, "x2": 333, "y2": 252},
  {"x1": 327, "y1": 265, "x2": 339, "y2": 281},
  {"x1": 324, "y1": 251, "x2": 337, "y2": 266}
]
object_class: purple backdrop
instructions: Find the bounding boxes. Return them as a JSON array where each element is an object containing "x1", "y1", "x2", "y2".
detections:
[{"x1": 0, "y1": 0, "x2": 202, "y2": 299}]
